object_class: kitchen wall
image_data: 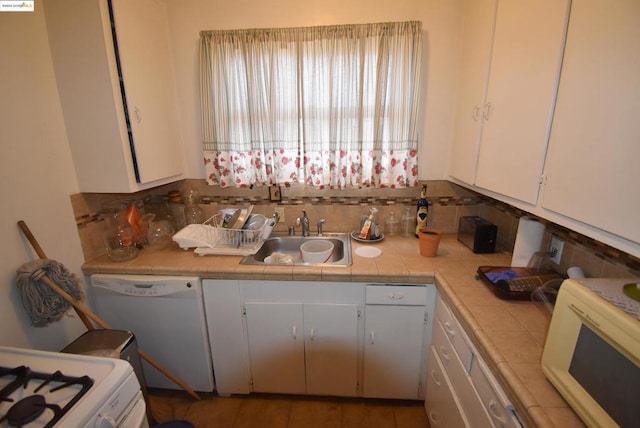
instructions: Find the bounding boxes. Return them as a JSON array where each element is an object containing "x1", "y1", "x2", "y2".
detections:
[{"x1": 0, "y1": 7, "x2": 88, "y2": 350}]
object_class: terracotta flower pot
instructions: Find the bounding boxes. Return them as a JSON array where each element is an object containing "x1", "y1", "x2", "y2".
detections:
[{"x1": 418, "y1": 228, "x2": 443, "y2": 257}]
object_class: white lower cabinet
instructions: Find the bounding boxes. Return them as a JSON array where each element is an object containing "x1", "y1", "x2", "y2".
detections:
[
  {"x1": 203, "y1": 280, "x2": 436, "y2": 398},
  {"x1": 425, "y1": 346, "x2": 468, "y2": 427},
  {"x1": 363, "y1": 285, "x2": 436, "y2": 399},
  {"x1": 244, "y1": 301, "x2": 359, "y2": 396},
  {"x1": 425, "y1": 294, "x2": 523, "y2": 427}
]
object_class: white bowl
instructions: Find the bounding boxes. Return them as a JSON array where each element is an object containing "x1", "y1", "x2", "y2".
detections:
[{"x1": 300, "y1": 240, "x2": 334, "y2": 263}]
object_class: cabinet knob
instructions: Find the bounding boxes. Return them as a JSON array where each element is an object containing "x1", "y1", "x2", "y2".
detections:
[
  {"x1": 133, "y1": 106, "x2": 142, "y2": 124},
  {"x1": 473, "y1": 104, "x2": 481, "y2": 121},
  {"x1": 438, "y1": 345, "x2": 450, "y2": 362},
  {"x1": 428, "y1": 410, "x2": 441, "y2": 427},
  {"x1": 489, "y1": 400, "x2": 507, "y2": 425},
  {"x1": 430, "y1": 369, "x2": 441, "y2": 387},
  {"x1": 387, "y1": 292, "x2": 405, "y2": 300},
  {"x1": 443, "y1": 321, "x2": 456, "y2": 338},
  {"x1": 483, "y1": 102, "x2": 493, "y2": 120}
]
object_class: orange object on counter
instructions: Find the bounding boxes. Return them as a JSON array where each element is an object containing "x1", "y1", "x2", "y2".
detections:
[{"x1": 126, "y1": 203, "x2": 141, "y2": 233}]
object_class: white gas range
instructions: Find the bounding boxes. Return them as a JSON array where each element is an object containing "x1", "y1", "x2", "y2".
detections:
[{"x1": 0, "y1": 345, "x2": 148, "y2": 428}]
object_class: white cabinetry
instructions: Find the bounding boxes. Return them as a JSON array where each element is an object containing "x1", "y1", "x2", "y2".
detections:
[
  {"x1": 540, "y1": 0, "x2": 640, "y2": 245},
  {"x1": 44, "y1": 0, "x2": 183, "y2": 193},
  {"x1": 425, "y1": 346, "x2": 468, "y2": 428},
  {"x1": 449, "y1": 0, "x2": 570, "y2": 204},
  {"x1": 203, "y1": 280, "x2": 437, "y2": 398},
  {"x1": 202, "y1": 279, "x2": 251, "y2": 395},
  {"x1": 425, "y1": 295, "x2": 522, "y2": 427},
  {"x1": 363, "y1": 285, "x2": 436, "y2": 399},
  {"x1": 448, "y1": 0, "x2": 497, "y2": 185},
  {"x1": 203, "y1": 280, "x2": 364, "y2": 396},
  {"x1": 244, "y1": 301, "x2": 359, "y2": 396}
]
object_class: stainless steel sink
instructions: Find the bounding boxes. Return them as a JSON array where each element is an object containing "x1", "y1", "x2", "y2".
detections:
[{"x1": 240, "y1": 233, "x2": 352, "y2": 266}]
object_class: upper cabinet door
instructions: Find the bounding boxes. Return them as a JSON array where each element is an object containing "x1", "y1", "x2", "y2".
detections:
[
  {"x1": 448, "y1": 0, "x2": 498, "y2": 185},
  {"x1": 474, "y1": 0, "x2": 570, "y2": 205},
  {"x1": 45, "y1": 0, "x2": 184, "y2": 193},
  {"x1": 541, "y1": 0, "x2": 640, "y2": 245},
  {"x1": 110, "y1": 0, "x2": 183, "y2": 185}
]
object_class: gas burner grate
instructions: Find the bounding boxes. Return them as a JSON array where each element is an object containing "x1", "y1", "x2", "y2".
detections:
[{"x1": 0, "y1": 365, "x2": 93, "y2": 427}]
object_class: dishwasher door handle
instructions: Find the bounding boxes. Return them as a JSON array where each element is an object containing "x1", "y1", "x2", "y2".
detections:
[{"x1": 133, "y1": 283, "x2": 153, "y2": 288}]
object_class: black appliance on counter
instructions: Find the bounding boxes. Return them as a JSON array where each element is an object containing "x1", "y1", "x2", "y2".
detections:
[{"x1": 457, "y1": 216, "x2": 497, "y2": 253}]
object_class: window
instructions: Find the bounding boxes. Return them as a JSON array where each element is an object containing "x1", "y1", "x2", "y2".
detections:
[{"x1": 200, "y1": 21, "x2": 422, "y2": 189}]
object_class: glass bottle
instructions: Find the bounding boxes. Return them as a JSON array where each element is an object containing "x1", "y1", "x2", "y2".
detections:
[
  {"x1": 183, "y1": 189, "x2": 204, "y2": 224},
  {"x1": 385, "y1": 211, "x2": 399, "y2": 237},
  {"x1": 402, "y1": 207, "x2": 414, "y2": 237},
  {"x1": 415, "y1": 184, "x2": 428, "y2": 237}
]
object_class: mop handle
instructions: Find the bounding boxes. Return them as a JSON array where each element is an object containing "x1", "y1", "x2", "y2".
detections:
[
  {"x1": 17, "y1": 220, "x2": 95, "y2": 331},
  {"x1": 17, "y1": 220, "x2": 201, "y2": 401},
  {"x1": 34, "y1": 270, "x2": 201, "y2": 401}
]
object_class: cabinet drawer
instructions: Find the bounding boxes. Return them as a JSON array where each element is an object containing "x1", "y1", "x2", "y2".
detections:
[
  {"x1": 435, "y1": 297, "x2": 473, "y2": 370},
  {"x1": 366, "y1": 285, "x2": 427, "y2": 305},
  {"x1": 432, "y1": 320, "x2": 492, "y2": 428},
  {"x1": 470, "y1": 356, "x2": 521, "y2": 428},
  {"x1": 425, "y1": 346, "x2": 468, "y2": 428}
]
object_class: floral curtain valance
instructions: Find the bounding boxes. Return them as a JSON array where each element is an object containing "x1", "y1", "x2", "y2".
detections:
[{"x1": 200, "y1": 21, "x2": 422, "y2": 188}]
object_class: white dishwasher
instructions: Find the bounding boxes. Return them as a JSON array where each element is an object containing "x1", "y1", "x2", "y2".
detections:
[{"x1": 88, "y1": 274, "x2": 215, "y2": 392}]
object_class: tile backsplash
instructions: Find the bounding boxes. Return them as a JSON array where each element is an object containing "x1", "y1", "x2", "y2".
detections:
[{"x1": 71, "y1": 179, "x2": 639, "y2": 280}]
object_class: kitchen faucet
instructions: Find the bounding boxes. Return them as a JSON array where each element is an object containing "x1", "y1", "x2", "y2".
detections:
[{"x1": 297, "y1": 210, "x2": 311, "y2": 237}]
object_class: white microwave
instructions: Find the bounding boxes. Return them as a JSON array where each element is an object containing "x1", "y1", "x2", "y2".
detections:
[{"x1": 541, "y1": 279, "x2": 640, "y2": 427}]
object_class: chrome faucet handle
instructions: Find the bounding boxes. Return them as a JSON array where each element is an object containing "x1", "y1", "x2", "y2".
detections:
[{"x1": 317, "y1": 219, "x2": 326, "y2": 236}]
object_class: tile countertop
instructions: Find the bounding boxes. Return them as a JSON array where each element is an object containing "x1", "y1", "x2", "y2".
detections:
[{"x1": 82, "y1": 234, "x2": 585, "y2": 428}]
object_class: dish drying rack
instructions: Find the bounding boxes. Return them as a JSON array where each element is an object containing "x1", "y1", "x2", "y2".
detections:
[{"x1": 172, "y1": 213, "x2": 272, "y2": 256}]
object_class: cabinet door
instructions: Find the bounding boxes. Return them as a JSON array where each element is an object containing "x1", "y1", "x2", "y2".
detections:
[
  {"x1": 244, "y1": 302, "x2": 306, "y2": 394},
  {"x1": 111, "y1": 0, "x2": 183, "y2": 184},
  {"x1": 474, "y1": 0, "x2": 570, "y2": 204},
  {"x1": 304, "y1": 303, "x2": 359, "y2": 397},
  {"x1": 202, "y1": 280, "x2": 251, "y2": 395},
  {"x1": 44, "y1": 0, "x2": 183, "y2": 192},
  {"x1": 449, "y1": 0, "x2": 498, "y2": 185},
  {"x1": 363, "y1": 305, "x2": 426, "y2": 399},
  {"x1": 541, "y1": 0, "x2": 640, "y2": 245}
]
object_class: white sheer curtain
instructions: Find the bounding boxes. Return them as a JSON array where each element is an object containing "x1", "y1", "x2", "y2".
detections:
[{"x1": 200, "y1": 22, "x2": 422, "y2": 189}]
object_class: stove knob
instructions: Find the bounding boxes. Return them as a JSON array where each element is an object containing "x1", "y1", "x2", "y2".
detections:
[{"x1": 95, "y1": 413, "x2": 118, "y2": 428}]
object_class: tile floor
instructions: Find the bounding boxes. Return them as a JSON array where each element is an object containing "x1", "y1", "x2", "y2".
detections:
[{"x1": 148, "y1": 389, "x2": 430, "y2": 428}]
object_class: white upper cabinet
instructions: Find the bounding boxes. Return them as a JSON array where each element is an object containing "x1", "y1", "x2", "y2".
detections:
[
  {"x1": 449, "y1": 0, "x2": 570, "y2": 205},
  {"x1": 540, "y1": 0, "x2": 640, "y2": 245},
  {"x1": 44, "y1": 0, "x2": 184, "y2": 193},
  {"x1": 448, "y1": 0, "x2": 497, "y2": 185}
]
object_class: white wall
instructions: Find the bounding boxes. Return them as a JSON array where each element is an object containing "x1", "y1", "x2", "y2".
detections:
[
  {"x1": 0, "y1": 7, "x2": 87, "y2": 350},
  {"x1": 164, "y1": 0, "x2": 463, "y2": 180}
]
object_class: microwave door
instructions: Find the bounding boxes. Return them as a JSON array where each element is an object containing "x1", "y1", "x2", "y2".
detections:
[{"x1": 541, "y1": 279, "x2": 640, "y2": 428}]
